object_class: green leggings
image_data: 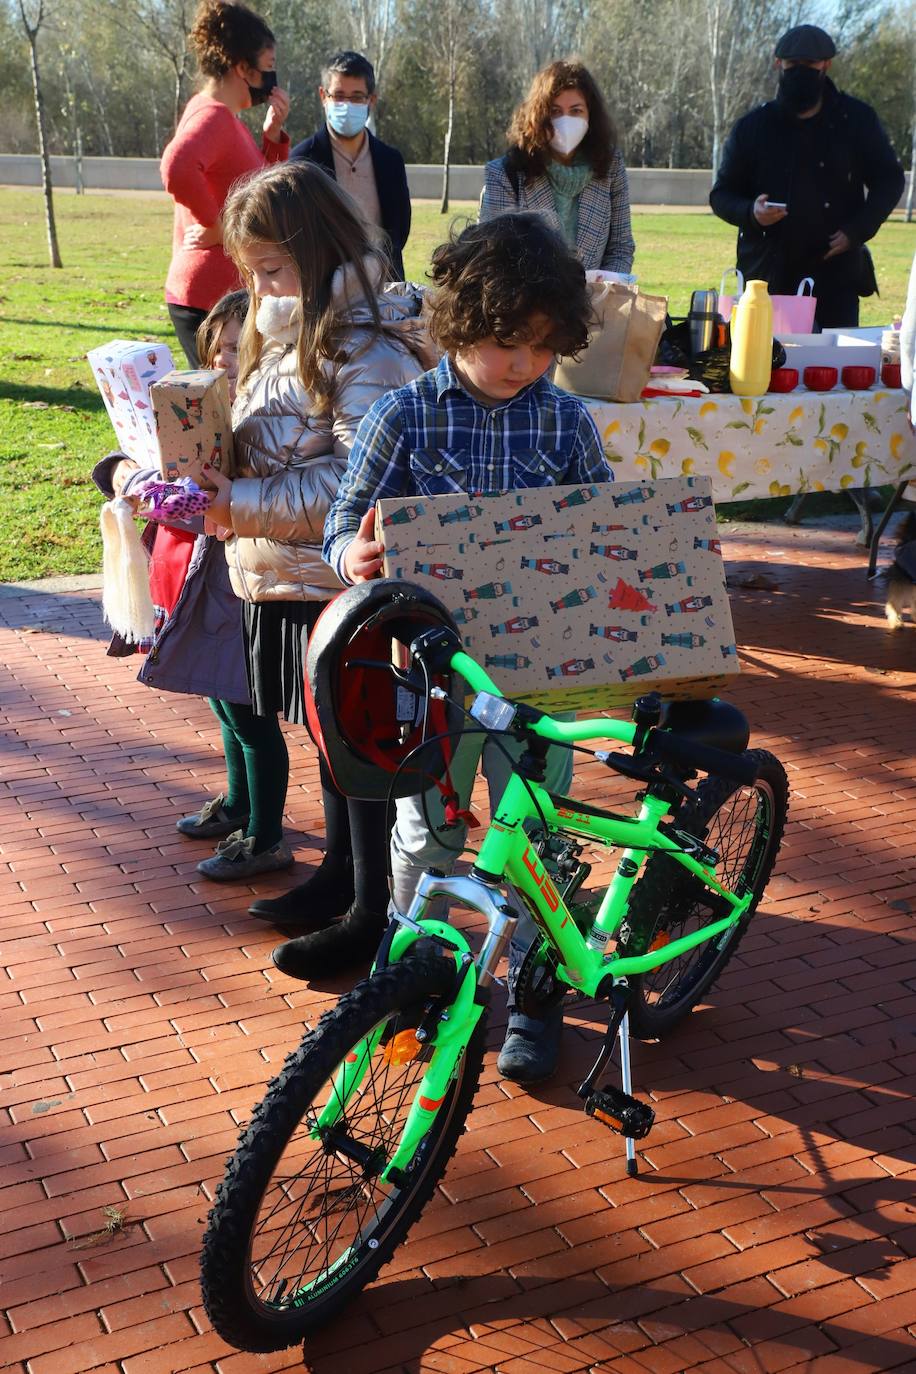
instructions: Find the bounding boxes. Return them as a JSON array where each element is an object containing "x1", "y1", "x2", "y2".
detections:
[{"x1": 208, "y1": 698, "x2": 289, "y2": 852}]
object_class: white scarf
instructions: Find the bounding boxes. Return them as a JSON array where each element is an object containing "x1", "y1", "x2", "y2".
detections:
[
  {"x1": 99, "y1": 497, "x2": 155, "y2": 643},
  {"x1": 255, "y1": 294, "x2": 300, "y2": 345}
]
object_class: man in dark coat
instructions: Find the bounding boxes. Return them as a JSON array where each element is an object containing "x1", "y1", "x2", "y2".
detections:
[
  {"x1": 290, "y1": 50, "x2": 411, "y2": 280},
  {"x1": 710, "y1": 25, "x2": 904, "y2": 327}
]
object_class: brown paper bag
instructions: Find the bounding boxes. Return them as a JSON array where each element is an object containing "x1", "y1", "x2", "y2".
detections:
[{"x1": 554, "y1": 281, "x2": 668, "y2": 403}]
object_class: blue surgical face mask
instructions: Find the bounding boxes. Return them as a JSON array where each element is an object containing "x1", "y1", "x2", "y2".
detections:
[{"x1": 325, "y1": 100, "x2": 370, "y2": 138}]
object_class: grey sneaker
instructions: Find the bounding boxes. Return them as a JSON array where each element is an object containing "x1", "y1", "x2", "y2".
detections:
[
  {"x1": 176, "y1": 794, "x2": 249, "y2": 839},
  {"x1": 496, "y1": 1007, "x2": 563, "y2": 1085},
  {"x1": 196, "y1": 831, "x2": 294, "y2": 882}
]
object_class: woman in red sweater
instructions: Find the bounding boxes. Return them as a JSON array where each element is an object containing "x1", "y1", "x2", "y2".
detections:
[{"x1": 161, "y1": 0, "x2": 291, "y2": 364}]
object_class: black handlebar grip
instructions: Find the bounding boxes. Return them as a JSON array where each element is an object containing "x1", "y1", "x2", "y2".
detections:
[{"x1": 647, "y1": 729, "x2": 760, "y2": 787}]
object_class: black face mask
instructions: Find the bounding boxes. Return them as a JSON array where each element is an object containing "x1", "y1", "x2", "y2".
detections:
[
  {"x1": 776, "y1": 65, "x2": 825, "y2": 116},
  {"x1": 248, "y1": 69, "x2": 278, "y2": 105}
]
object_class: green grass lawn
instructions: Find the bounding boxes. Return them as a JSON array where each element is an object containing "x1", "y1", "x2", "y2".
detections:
[{"x1": 1, "y1": 186, "x2": 913, "y2": 581}]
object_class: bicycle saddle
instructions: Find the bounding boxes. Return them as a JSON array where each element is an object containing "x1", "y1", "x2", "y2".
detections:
[{"x1": 659, "y1": 699, "x2": 750, "y2": 755}]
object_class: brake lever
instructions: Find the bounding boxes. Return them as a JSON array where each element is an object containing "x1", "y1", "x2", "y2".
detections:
[{"x1": 595, "y1": 750, "x2": 695, "y2": 802}]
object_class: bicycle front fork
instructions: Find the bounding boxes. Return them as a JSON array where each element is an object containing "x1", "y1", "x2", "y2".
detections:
[
  {"x1": 392, "y1": 867, "x2": 520, "y2": 989},
  {"x1": 392, "y1": 870, "x2": 655, "y2": 1176}
]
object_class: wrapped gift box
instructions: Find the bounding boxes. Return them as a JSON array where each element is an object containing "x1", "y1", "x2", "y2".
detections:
[
  {"x1": 376, "y1": 476, "x2": 739, "y2": 711},
  {"x1": 149, "y1": 369, "x2": 235, "y2": 483},
  {"x1": 87, "y1": 339, "x2": 175, "y2": 464}
]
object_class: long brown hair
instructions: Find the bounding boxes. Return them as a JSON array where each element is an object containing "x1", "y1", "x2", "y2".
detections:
[
  {"x1": 222, "y1": 161, "x2": 389, "y2": 411},
  {"x1": 506, "y1": 59, "x2": 618, "y2": 180}
]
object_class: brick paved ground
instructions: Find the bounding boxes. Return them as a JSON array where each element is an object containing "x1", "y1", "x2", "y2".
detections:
[{"x1": 1, "y1": 517, "x2": 915, "y2": 1374}]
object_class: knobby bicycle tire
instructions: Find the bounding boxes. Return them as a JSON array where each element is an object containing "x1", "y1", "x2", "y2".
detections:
[
  {"x1": 617, "y1": 750, "x2": 788, "y2": 1039},
  {"x1": 200, "y1": 953, "x2": 487, "y2": 1351}
]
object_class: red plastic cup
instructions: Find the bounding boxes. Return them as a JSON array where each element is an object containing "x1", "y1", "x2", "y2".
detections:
[
  {"x1": 841, "y1": 365, "x2": 876, "y2": 390},
  {"x1": 881, "y1": 361, "x2": 902, "y2": 388},
  {"x1": 768, "y1": 367, "x2": 799, "y2": 393},
  {"x1": 803, "y1": 366, "x2": 838, "y2": 392}
]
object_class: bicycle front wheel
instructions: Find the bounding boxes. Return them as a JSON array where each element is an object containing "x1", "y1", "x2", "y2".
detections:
[
  {"x1": 200, "y1": 953, "x2": 486, "y2": 1351},
  {"x1": 617, "y1": 750, "x2": 788, "y2": 1039}
]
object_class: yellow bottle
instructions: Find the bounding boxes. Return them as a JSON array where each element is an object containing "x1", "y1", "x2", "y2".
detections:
[{"x1": 728, "y1": 279, "x2": 773, "y2": 397}]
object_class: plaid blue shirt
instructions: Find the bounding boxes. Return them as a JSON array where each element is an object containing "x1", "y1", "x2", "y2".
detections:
[{"x1": 324, "y1": 354, "x2": 611, "y2": 578}]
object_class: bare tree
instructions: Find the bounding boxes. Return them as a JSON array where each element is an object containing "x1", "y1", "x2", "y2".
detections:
[
  {"x1": 57, "y1": 47, "x2": 85, "y2": 192},
  {"x1": 431, "y1": 0, "x2": 477, "y2": 213},
  {"x1": 17, "y1": 0, "x2": 62, "y2": 267},
  {"x1": 509, "y1": 0, "x2": 586, "y2": 82},
  {"x1": 95, "y1": 0, "x2": 195, "y2": 136},
  {"x1": 349, "y1": 0, "x2": 395, "y2": 90},
  {"x1": 703, "y1": 0, "x2": 790, "y2": 177}
]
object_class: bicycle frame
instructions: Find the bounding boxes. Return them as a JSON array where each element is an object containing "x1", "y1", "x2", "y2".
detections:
[{"x1": 314, "y1": 648, "x2": 756, "y2": 1182}]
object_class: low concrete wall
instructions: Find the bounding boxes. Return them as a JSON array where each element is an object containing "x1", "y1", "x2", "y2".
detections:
[
  {"x1": 1, "y1": 153, "x2": 911, "y2": 208},
  {"x1": 0, "y1": 154, "x2": 166, "y2": 192}
]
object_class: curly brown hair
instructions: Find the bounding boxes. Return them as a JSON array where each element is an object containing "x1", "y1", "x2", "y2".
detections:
[
  {"x1": 222, "y1": 161, "x2": 389, "y2": 412},
  {"x1": 427, "y1": 214, "x2": 592, "y2": 359},
  {"x1": 189, "y1": 0, "x2": 275, "y2": 79},
  {"x1": 506, "y1": 59, "x2": 618, "y2": 180}
]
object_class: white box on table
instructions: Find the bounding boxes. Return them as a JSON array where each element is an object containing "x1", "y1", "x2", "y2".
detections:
[
  {"x1": 779, "y1": 333, "x2": 880, "y2": 387},
  {"x1": 87, "y1": 339, "x2": 174, "y2": 463},
  {"x1": 822, "y1": 326, "x2": 883, "y2": 345}
]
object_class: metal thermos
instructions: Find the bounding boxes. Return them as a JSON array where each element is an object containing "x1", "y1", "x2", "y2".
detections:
[{"x1": 688, "y1": 288, "x2": 719, "y2": 356}]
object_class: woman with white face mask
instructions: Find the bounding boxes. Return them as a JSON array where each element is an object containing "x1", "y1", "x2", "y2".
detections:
[{"x1": 480, "y1": 60, "x2": 635, "y2": 275}]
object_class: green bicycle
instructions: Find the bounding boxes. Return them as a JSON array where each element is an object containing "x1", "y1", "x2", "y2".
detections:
[{"x1": 200, "y1": 628, "x2": 787, "y2": 1353}]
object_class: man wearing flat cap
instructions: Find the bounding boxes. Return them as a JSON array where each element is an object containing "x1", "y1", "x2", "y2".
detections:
[{"x1": 710, "y1": 24, "x2": 904, "y2": 326}]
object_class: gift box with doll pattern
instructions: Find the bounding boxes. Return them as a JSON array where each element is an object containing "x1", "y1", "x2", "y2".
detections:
[
  {"x1": 87, "y1": 339, "x2": 175, "y2": 464},
  {"x1": 149, "y1": 369, "x2": 235, "y2": 484},
  {"x1": 376, "y1": 476, "x2": 738, "y2": 711}
]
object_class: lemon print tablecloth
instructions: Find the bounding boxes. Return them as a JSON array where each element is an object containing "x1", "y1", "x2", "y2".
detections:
[{"x1": 584, "y1": 389, "x2": 914, "y2": 500}]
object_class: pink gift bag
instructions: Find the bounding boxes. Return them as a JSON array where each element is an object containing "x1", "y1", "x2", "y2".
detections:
[{"x1": 718, "y1": 271, "x2": 817, "y2": 336}]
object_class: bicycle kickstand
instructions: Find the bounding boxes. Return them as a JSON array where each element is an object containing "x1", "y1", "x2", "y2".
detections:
[
  {"x1": 579, "y1": 982, "x2": 655, "y2": 1173},
  {"x1": 618, "y1": 1010, "x2": 638, "y2": 1177}
]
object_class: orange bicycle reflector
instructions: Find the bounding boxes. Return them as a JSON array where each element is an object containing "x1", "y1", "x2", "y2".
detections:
[
  {"x1": 649, "y1": 932, "x2": 671, "y2": 952},
  {"x1": 382, "y1": 1029, "x2": 423, "y2": 1066}
]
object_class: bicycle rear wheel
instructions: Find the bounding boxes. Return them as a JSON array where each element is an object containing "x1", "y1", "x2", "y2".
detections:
[
  {"x1": 617, "y1": 750, "x2": 788, "y2": 1039},
  {"x1": 200, "y1": 953, "x2": 486, "y2": 1351}
]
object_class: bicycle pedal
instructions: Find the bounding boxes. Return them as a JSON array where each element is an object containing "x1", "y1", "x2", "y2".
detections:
[{"x1": 585, "y1": 1087, "x2": 655, "y2": 1140}]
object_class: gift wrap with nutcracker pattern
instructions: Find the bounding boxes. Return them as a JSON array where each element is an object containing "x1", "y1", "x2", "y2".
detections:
[
  {"x1": 149, "y1": 369, "x2": 235, "y2": 484},
  {"x1": 376, "y1": 476, "x2": 738, "y2": 712},
  {"x1": 586, "y1": 389, "x2": 914, "y2": 498},
  {"x1": 87, "y1": 339, "x2": 175, "y2": 465}
]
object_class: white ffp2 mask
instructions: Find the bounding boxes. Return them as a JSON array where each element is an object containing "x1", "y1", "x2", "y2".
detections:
[{"x1": 550, "y1": 115, "x2": 588, "y2": 156}]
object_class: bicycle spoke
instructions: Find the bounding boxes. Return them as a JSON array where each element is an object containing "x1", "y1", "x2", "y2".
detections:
[{"x1": 246, "y1": 1007, "x2": 436, "y2": 1309}]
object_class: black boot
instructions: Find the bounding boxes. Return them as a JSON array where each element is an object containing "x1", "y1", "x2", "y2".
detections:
[
  {"x1": 248, "y1": 856, "x2": 354, "y2": 927},
  {"x1": 271, "y1": 904, "x2": 388, "y2": 982}
]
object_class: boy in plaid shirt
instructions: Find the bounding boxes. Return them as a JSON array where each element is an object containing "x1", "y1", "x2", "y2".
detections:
[{"x1": 303, "y1": 214, "x2": 611, "y2": 1082}]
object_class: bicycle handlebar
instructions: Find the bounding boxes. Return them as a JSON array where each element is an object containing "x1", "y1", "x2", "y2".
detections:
[
  {"x1": 645, "y1": 728, "x2": 760, "y2": 786},
  {"x1": 450, "y1": 650, "x2": 637, "y2": 747},
  {"x1": 449, "y1": 647, "x2": 758, "y2": 783}
]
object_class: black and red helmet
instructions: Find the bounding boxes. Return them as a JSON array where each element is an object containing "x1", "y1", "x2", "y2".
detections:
[{"x1": 305, "y1": 581, "x2": 464, "y2": 801}]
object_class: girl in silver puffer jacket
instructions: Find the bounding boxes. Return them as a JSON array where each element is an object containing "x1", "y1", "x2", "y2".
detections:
[{"x1": 202, "y1": 161, "x2": 430, "y2": 972}]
